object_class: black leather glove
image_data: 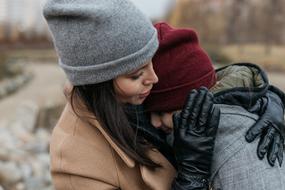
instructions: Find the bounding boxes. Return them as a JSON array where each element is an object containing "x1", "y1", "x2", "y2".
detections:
[
  {"x1": 245, "y1": 87, "x2": 285, "y2": 167},
  {"x1": 171, "y1": 87, "x2": 220, "y2": 190}
]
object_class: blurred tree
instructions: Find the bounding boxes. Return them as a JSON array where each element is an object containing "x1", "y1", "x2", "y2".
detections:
[
  {"x1": 246, "y1": 3, "x2": 262, "y2": 43},
  {"x1": 262, "y1": 0, "x2": 285, "y2": 54},
  {"x1": 225, "y1": 0, "x2": 250, "y2": 53},
  {"x1": 168, "y1": 0, "x2": 226, "y2": 45},
  {"x1": 167, "y1": 0, "x2": 285, "y2": 46}
]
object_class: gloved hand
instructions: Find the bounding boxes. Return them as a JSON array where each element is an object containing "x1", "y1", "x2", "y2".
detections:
[
  {"x1": 245, "y1": 88, "x2": 285, "y2": 167},
  {"x1": 171, "y1": 87, "x2": 220, "y2": 190}
]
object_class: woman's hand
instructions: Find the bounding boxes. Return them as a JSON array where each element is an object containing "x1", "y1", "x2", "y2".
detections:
[{"x1": 171, "y1": 87, "x2": 220, "y2": 190}]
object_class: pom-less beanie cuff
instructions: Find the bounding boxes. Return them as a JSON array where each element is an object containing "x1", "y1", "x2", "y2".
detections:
[
  {"x1": 43, "y1": 0, "x2": 158, "y2": 86},
  {"x1": 60, "y1": 31, "x2": 158, "y2": 85},
  {"x1": 144, "y1": 69, "x2": 216, "y2": 112},
  {"x1": 144, "y1": 22, "x2": 217, "y2": 112}
]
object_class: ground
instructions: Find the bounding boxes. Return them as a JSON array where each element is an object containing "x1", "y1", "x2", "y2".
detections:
[{"x1": 0, "y1": 62, "x2": 66, "y2": 124}]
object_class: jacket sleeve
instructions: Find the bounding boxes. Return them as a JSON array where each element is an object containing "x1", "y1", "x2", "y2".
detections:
[
  {"x1": 211, "y1": 140, "x2": 285, "y2": 190},
  {"x1": 210, "y1": 106, "x2": 285, "y2": 190}
]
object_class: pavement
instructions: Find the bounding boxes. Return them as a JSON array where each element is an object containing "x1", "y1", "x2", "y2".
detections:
[{"x1": 0, "y1": 62, "x2": 66, "y2": 124}]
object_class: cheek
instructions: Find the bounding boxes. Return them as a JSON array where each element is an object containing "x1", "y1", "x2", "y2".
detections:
[
  {"x1": 122, "y1": 84, "x2": 140, "y2": 96},
  {"x1": 115, "y1": 79, "x2": 142, "y2": 97}
]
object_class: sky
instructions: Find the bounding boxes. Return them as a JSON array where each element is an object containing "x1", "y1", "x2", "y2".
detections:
[
  {"x1": 130, "y1": 0, "x2": 175, "y2": 20},
  {"x1": 0, "y1": 0, "x2": 176, "y2": 37},
  {"x1": 0, "y1": 0, "x2": 175, "y2": 22}
]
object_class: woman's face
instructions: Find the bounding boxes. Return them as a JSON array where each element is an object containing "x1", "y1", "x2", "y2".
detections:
[{"x1": 114, "y1": 61, "x2": 158, "y2": 105}]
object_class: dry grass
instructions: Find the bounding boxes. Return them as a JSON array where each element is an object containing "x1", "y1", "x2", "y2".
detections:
[
  {"x1": 220, "y1": 44, "x2": 285, "y2": 72},
  {"x1": 3, "y1": 48, "x2": 58, "y2": 63},
  {"x1": 0, "y1": 49, "x2": 57, "y2": 80}
]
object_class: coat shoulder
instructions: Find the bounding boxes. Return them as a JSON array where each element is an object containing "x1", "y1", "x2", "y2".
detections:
[
  {"x1": 50, "y1": 104, "x2": 120, "y2": 188},
  {"x1": 212, "y1": 104, "x2": 258, "y2": 163},
  {"x1": 211, "y1": 104, "x2": 285, "y2": 190}
]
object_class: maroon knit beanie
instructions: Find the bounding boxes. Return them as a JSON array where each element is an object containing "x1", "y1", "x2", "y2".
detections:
[{"x1": 144, "y1": 22, "x2": 217, "y2": 112}]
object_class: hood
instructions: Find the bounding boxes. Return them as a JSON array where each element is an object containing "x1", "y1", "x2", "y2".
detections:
[{"x1": 211, "y1": 63, "x2": 269, "y2": 110}]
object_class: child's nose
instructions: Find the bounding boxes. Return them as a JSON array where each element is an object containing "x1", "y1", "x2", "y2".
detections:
[{"x1": 151, "y1": 113, "x2": 162, "y2": 128}]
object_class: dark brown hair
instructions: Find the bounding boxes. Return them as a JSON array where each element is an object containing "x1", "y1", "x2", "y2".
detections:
[{"x1": 66, "y1": 80, "x2": 161, "y2": 168}]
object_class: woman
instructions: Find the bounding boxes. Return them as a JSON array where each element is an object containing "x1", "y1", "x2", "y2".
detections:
[
  {"x1": 43, "y1": 0, "x2": 218, "y2": 189},
  {"x1": 135, "y1": 23, "x2": 285, "y2": 190}
]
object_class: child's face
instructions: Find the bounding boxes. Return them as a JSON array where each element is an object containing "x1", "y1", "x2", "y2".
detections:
[
  {"x1": 113, "y1": 61, "x2": 158, "y2": 105},
  {"x1": 150, "y1": 112, "x2": 177, "y2": 133}
]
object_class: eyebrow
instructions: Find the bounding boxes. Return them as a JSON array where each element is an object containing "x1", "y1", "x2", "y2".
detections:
[{"x1": 127, "y1": 63, "x2": 148, "y2": 75}]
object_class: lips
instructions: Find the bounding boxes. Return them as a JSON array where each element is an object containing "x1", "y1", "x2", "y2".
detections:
[{"x1": 139, "y1": 90, "x2": 151, "y2": 98}]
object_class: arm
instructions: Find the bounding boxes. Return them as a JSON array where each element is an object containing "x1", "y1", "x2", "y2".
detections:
[{"x1": 245, "y1": 86, "x2": 285, "y2": 166}]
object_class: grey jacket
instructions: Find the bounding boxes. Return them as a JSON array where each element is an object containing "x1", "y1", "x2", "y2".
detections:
[
  {"x1": 209, "y1": 63, "x2": 285, "y2": 189},
  {"x1": 210, "y1": 104, "x2": 285, "y2": 190}
]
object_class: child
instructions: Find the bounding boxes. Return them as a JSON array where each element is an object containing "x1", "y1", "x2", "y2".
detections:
[{"x1": 142, "y1": 22, "x2": 285, "y2": 190}]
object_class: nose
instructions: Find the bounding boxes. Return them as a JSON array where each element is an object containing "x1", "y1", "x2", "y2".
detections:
[
  {"x1": 161, "y1": 112, "x2": 174, "y2": 129},
  {"x1": 151, "y1": 113, "x2": 162, "y2": 128},
  {"x1": 144, "y1": 62, "x2": 159, "y2": 85}
]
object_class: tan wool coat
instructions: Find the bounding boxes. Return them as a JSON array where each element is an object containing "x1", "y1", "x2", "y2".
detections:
[{"x1": 50, "y1": 103, "x2": 176, "y2": 190}]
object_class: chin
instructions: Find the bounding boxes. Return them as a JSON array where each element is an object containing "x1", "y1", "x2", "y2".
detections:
[
  {"x1": 131, "y1": 100, "x2": 144, "y2": 105},
  {"x1": 129, "y1": 98, "x2": 145, "y2": 105},
  {"x1": 123, "y1": 96, "x2": 146, "y2": 105}
]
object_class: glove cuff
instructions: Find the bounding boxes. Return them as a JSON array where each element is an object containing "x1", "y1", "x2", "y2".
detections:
[
  {"x1": 175, "y1": 173, "x2": 209, "y2": 189},
  {"x1": 269, "y1": 85, "x2": 285, "y2": 108}
]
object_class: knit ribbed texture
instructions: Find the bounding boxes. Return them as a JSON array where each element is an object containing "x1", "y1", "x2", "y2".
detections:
[
  {"x1": 144, "y1": 22, "x2": 216, "y2": 112},
  {"x1": 43, "y1": 0, "x2": 158, "y2": 85}
]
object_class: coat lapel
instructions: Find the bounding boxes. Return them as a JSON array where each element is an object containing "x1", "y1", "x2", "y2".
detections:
[
  {"x1": 67, "y1": 103, "x2": 176, "y2": 189},
  {"x1": 88, "y1": 110, "x2": 176, "y2": 190},
  {"x1": 66, "y1": 103, "x2": 135, "y2": 168},
  {"x1": 140, "y1": 149, "x2": 176, "y2": 190},
  {"x1": 88, "y1": 118, "x2": 136, "y2": 168}
]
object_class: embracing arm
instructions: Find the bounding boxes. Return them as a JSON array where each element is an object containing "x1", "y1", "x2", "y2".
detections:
[{"x1": 245, "y1": 85, "x2": 285, "y2": 166}]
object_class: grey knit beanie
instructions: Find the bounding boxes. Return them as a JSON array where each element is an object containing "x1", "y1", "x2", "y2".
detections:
[{"x1": 43, "y1": 0, "x2": 158, "y2": 85}]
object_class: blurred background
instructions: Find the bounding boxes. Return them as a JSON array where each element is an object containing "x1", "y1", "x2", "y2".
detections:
[{"x1": 0, "y1": 0, "x2": 284, "y2": 190}]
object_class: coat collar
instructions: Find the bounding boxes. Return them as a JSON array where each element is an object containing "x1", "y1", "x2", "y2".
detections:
[
  {"x1": 90, "y1": 114, "x2": 176, "y2": 189},
  {"x1": 64, "y1": 101, "x2": 176, "y2": 190},
  {"x1": 63, "y1": 83, "x2": 135, "y2": 167},
  {"x1": 140, "y1": 149, "x2": 176, "y2": 190},
  {"x1": 66, "y1": 103, "x2": 136, "y2": 168},
  {"x1": 89, "y1": 118, "x2": 136, "y2": 168}
]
